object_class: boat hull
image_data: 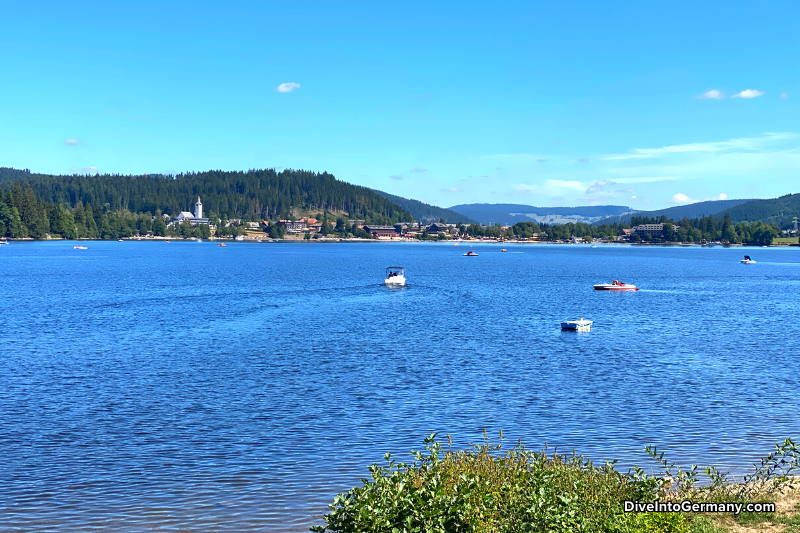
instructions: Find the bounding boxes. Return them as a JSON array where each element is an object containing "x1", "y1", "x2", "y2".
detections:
[
  {"x1": 593, "y1": 284, "x2": 638, "y2": 291},
  {"x1": 385, "y1": 277, "x2": 406, "y2": 286},
  {"x1": 561, "y1": 320, "x2": 592, "y2": 331}
]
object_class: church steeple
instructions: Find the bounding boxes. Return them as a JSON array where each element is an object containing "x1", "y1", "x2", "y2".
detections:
[{"x1": 195, "y1": 196, "x2": 203, "y2": 219}]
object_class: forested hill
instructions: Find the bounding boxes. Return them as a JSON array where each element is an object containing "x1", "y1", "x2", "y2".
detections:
[
  {"x1": 596, "y1": 199, "x2": 751, "y2": 225},
  {"x1": 373, "y1": 190, "x2": 478, "y2": 224},
  {"x1": 0, "y1": 167, "x2": 412, "y2": 223},
  {"x1": 716, "y1": 193, "x2": 800, "y2": 227},
  {"x1": 447, "y1": 203, "x2": 631, "y2": 226}
]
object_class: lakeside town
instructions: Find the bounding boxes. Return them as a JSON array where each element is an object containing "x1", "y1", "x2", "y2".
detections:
[{"x1": 98, "y1": 197, "x2": 797, "y2": 247}]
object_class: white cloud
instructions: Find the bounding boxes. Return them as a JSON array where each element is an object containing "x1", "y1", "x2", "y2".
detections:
[
  {"x1": 612, "y1": 176, "x2": 681, "y2": 184},
  {"x1": 410, "y1": 167, "x2": 427, "y2": 173},
  {"x1": 671, "y1": 192, "x2": 727, "y2": 204},
  {"x1": 604, "y1": 132, "x2": 798, "y2": 160},
  {"x1": 546, "y1": 179, "x2": 586, "y2": 191},
  {"x1": 586, "y1": 180, "x2": 616, "y2": 194},
  {"x1": 630, "y1": 195, "x2": 638, "y2": 200},
  {"x1": 731, "y1": 89, "x2": 765, "y2": 99},
  {"x1": 671, "y1": 193, "x2": 696, "y2": 204},
  {"x1": 70, "y1": 166, "x2": 98, "y2": 175},
  {"x1": 64, "y1": 138, "x2": 81, "y2": 146},
  {"x1": 698, "y1": 89, "x2": 725, "y2": 100},
  {"x1": 275, "y1": 82, "x2": 301, "y2": 93}
]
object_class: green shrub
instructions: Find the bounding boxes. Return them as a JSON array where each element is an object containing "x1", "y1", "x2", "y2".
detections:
[{"x1": 311, "y1": 435, "x2": 799, "y2": 533}]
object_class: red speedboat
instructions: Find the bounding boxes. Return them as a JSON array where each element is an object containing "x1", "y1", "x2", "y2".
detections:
[{"x1": 593, "y1": 280, "x2": 638, "y2": 291}]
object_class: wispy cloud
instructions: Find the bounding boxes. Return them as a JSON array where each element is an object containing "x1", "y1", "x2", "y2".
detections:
[
  {"x1": 698, "y1": 89, "x2": 725, "y2": 100},
  {"x1": 64, "y1": 138, "x2": 81, "y2": 146},
  {"x1": 389, "y1": 175, "x2": 404, "y2": 180},
  {"x1": 547, "y1": 179, "x2": 586, "y2": 191},
  {"x1": 70, "y1": 166, "x2": 98, "y2": 174},
  {"x1": 275, "y1": 82, "x2": 301, "y2": 93},
  {"x1": 410, "y1": 167, "x2": 427, "y2": 173},
  {"x1": 440, "y1": 187, "x2": 460, "y2": 193},
  {"x1": 732, "y1": 89, "x2": 765, "y2": 99},
  {"x1": 604, "y1": 132, "x2": 798, "y2": 161},
  {"x1": 586, "y1": 180, "x2": 616, "y2": 194},
  {"x1": 612, "y1": 176, "x2": 681, "y2": 184}
]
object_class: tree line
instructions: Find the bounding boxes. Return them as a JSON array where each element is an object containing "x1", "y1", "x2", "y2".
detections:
[
  {"x1": 0, "y1": 167, "x2": 416, "y2": 239},
  {"x1": 0, "y1": 167, "x2": 412, "y2": 226},
  {"x1": 460, "y1": 216, "x2": 783, "y2": 245}
]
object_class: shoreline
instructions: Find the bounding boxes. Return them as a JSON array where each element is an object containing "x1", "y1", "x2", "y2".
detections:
[{"x1": 2, "y1": 236, "x2": 796, "y2": 247}]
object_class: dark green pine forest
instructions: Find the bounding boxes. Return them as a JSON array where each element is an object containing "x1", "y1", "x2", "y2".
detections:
[{"x1": 0, "y1": 167, "x2": 413, "y2": 239}]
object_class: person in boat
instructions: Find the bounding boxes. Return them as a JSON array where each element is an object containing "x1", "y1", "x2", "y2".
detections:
[
  {"x1": 744, "y1": 255, "x2": 751, "y2": 261},
  {"x1": 612, "y1": 280, "x2": 619, "y2": 285}
]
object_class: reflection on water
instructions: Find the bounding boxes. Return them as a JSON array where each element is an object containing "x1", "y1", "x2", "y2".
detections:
[{"x1": 1, "y1": 242, "x2": 798, "y2": 531}]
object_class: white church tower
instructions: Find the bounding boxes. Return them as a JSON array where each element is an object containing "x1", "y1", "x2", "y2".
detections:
[{"x1": 195, "y1": 196, "x2": 203, "y2": 219}]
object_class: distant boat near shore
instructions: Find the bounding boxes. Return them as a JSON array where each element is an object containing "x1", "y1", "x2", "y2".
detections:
[
  {"x1": 463, "y1": 250, "x2": 479, "y2": 256},
  {"x1": 74, "y1": 245, "x2": 88, "y2": 250},
  {"x1": 741, "y1": 255, "x2": 756, "y2": 264}
]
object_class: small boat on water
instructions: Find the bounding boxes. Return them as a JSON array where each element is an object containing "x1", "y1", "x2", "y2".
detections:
[
  {"x1": 453, "y1": 243, "x2": 459, "y2": 246},
  {"x1": 501, "y1": 249, "x2": 507, "y2": 252},
  {"x1": 463, "y1": 250, "x2": 479, "y2": 256},
  {"x1": 165, "y1": 240, "x2": 170, "y2": 243},
  {"x1": 384, "y1": 266, "x2": 406, "y2": 286},
  {"x1": 593, "y1": 280, "x2": 638, "y2": 291},
  {"x1": 218, "y1": 243, "x2": 227, "y2": 247},
  {"x1": 561, "y1": 318, "x2": 593, "y2": 331},
  {"x1": 74, "y1": 245, "x2": 88, "y2": 250},
  {"x1": 591, "y1": 244, "x2": 597, "y2": 248},
  {"x1": 741, "y1": 255, "x2": 756, "y2": 264}
]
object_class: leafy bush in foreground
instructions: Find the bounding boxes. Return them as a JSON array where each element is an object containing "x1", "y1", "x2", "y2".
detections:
[{"x1": 311, "y1": 434, "x2": 799, "y2": 533}]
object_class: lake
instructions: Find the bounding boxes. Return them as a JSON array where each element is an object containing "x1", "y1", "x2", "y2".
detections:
[{"x1": 1, "y1": 241, "x2": 798, "y2": 531}]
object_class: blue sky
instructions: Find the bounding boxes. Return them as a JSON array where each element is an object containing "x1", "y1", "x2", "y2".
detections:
[{"x1": 1, "y1": 0, "x2": 798, "y2": 210}]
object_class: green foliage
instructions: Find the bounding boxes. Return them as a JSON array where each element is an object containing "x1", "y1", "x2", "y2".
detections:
[
  {"x1": 312, "y1": 433, "x2": 670, "y2": 533},
  {"x1": 313, "y1": 436, "x2": 799, "y2": 533}
]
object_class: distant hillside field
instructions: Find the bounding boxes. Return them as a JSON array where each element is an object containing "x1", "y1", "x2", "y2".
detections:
[
  {"x1": 0, "y1": 167, "x2": 412, "y2": 223},
  {"x1": 596, "y1": 199, "x2": 751, "y2": 225},
  {"x1": 374, "y1": 190, "x2": 478, "y2": 224},
  {"x1": 448, "y1": 203, "x2": 631, "y2": 226}
]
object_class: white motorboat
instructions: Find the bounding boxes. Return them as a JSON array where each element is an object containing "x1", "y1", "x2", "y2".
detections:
[
  {"x1": 561, "y1": 318, "x2": 592, "y2": 331},
  {"x1": 741, "y1": 255, "x2": 756, "y2": 264},
  {"x1": 593, "y1": 280, "x2": 638, "y2": 291},
  {"x1": 463, "y1": 250, "x2": 479, "y2": 256},
  {"x1": 385, "y1": 266, "x2": 406, "y2": 286}
]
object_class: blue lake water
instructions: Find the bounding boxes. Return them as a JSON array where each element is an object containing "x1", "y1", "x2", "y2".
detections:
[{"x1": 1, "y1": 241, "x2": 799, "y2": 531}]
